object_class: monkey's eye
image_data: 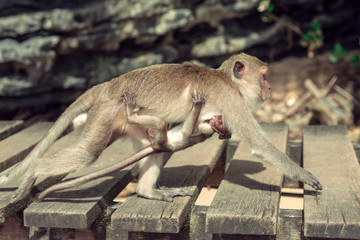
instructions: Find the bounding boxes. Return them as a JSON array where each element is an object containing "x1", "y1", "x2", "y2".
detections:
[{"x1": 233, "y1": 61, "x2": 245, "y2": 79}]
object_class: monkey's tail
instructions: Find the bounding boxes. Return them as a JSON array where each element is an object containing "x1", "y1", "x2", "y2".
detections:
[{"x1": 0, "y1": 86, "x2": 101, "y2": 185}]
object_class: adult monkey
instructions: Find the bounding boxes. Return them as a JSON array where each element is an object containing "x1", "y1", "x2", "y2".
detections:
[{"x1": 0, "y1": 53, "x2": 322, "y2": 203}]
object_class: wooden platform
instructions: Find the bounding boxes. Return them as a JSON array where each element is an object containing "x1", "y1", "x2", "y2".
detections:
[{"x1": 0, "y1": 121, "x2": 359, "y2": 240}]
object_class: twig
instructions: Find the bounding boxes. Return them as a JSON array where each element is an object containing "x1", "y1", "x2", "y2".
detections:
[
  {"x1": 304, "y1": 78, "x2": 322, "y2": 98},
  {"x1": 321, "y1": 75, "x2": 338, "y2": 98},
  {"x1": 334, "y1": 85, "x2": 360, "y2": 107},
  {"x1": 269, "y1": 13, "x2": 305, "y2": 38},
  {"x1": 285, "y1": 91, "x2": 313, "y2": 117}
]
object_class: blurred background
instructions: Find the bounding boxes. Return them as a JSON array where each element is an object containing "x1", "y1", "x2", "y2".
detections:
[{"x1": 0, "y1": 0, "x2": 359, "y2": 140}]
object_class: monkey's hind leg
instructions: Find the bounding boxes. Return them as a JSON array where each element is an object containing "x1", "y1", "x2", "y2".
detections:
[
  {"x1": 136, "y1": 152, "x2": 192, "y2": 202},
  {"x1": 11, "y1": 100, "x2": 122, "y2": 203}
]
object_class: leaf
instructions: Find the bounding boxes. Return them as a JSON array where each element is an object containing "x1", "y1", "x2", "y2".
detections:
[
  {"x1": 260, "y1": 13, "x2": 273, "y2": 22},
  {"x1": 310, "y1": 20, "x2": 321, "y2": 31},
  {"x1": 268, "y1": 3, "x2": 275, "y2": 12},
  {"x1": 350, "y1": 54, "x2": 360, "y2": 70},
  {"x1": 331, "y1": 43, "x2": 349, "y2": 63},
  {"x1": 258, "y1": 0, "x2": 271, "y2": 12},
  {"x1": 330, "y1": 54, "x2": 339, "y2": 63}
]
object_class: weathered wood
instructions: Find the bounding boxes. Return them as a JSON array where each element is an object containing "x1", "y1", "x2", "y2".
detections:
[
  {"x1": 0, "y1": 122, "x2": 52, "y2": 172},
  {"x1": 282, "y1": 141, "x2": 301, "y2": 188},
  {"x1": 212, "y1": 234, "x2": 275, "y2": 240},
  {"x1": 29, "y1": 227, "x2": 50, "y2": 240},
  {"x1": 206, "y1": 123, "x2": 287, "y2": 235},
  {"x1": 276, "y1": 209, "x2": 302, "y2": 240},
  {"x1": 190, "y1": 205, "x2": 212, "y2": 240},
  {"x1": 0, "y1": 126, "x2": 80, "y2": 223},
  {"x1": 0, "y1": 120, "x2": 23, "y2": 141},
  {"x1": 23, "y1": 137, "x2": 137, "y2": 229},
  {"x1": 111, "y1": 135, "x2": 227, "y2": 233},
  {"x1": 303, "y1": 125, "x2": 360, "y2": 239}
]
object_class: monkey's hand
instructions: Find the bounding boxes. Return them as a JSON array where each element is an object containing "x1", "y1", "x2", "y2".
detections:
[
  {"x1": 192, "y1": 93, "x2": 205, "y2": 107},
  {"x1": 209, "y1": 116, "x2": 232, "y2": 139},
  {"x1": 123, "y1": 94, "x2": 141, "y2": 114}
]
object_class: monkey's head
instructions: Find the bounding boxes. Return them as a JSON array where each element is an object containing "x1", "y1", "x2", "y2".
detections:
[{"x1": 219, "y1": 53, "x2": 271, "y2": 111}]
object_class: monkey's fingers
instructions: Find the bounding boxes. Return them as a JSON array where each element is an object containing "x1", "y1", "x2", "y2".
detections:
[
  {"x1": 192, "y1": 93, "x2": 205, "y2": 105},
  {"x1": 123, "y1": 94, "x2": 141, "y2": 112},
  {"x1": 307, "y1": 177, "x2": 323, "y2": 191}
]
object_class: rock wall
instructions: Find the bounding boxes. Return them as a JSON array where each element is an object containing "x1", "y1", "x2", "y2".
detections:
[{"x1": 0, "y1": 0, "x2": 358, "y2": 114}]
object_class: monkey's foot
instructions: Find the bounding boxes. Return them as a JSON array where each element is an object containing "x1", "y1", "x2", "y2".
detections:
[{"x1": 137, "y1": 187, "x2": 192, "y2": 202}]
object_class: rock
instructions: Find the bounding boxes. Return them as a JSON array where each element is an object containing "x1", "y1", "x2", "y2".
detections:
[
  {"x1": 0, "y1": 0, "x2": 357, "y2": 115},
  {"x1": 191, "y1": 21, "x2": 285, "y2": 58},
  {"x1": 117, "y1": 45, "x2": 178, "y2": 74}
]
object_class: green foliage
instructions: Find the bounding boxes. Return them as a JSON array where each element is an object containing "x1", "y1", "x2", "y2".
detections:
[
  {"x1": 258, "y1": 0, "x2": 274, "y2": 22},
  {"x1": 256, "y1": 0, "x2": 358, "y2": 67},
  {"x1": 330, "y1": 43, "x2": 349, "y2": 63},
  {"x1": 330, "y1": 43, "x2": 359, "y2": 71},
  {"x1": 300, "y1": 20, "x2": 324, "y2": 56},
  {"x1": 350, "y1": 55, "x2": 360, "y2": 70}
]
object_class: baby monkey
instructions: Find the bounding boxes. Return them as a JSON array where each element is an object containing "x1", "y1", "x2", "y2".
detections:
[{"x1": 37, "y1": 93, "x2": 229, "y2": 201}]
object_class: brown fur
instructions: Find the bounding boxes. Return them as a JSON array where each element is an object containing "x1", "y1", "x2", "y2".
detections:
[{"x1": 0, "y1": 53, "x2": 322, "y2": 203}]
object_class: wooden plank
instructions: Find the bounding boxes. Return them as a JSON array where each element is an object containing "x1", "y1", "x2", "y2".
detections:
[
  {"x1": 206, "y1": 123, "x2": 287, "y2": 235},
  {"x1": 0, "y1": 120, "x2": 23, "y2": 141},
  {"x1": 0, "y1": 126, "x2": 80, "y2": 223},
  {"x1": 23, "y1": 137, "x2": 137, "y2": 229},
  {"x1": 111, "y1": 135, "x2": 227, "y2": 233},
  {"x1": 303, "y1": 125, "x2": 360, "y2": 239},
  {"x1": 0, "y1": 122, "x2": 52, "y2": 172},
  {"x1": 282, "y1": 141, "x2": 301, "y2": 188},
  {"x1": 190, "y1": 205, "x2": 212, "y2": 240},
  {"x1": 276, "y1": 209, "x2": 302, "y2": 240}
]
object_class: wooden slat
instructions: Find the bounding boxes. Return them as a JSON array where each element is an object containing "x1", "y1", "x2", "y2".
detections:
[
  {"x1": 0, "y1": 122, "x2": 52, "y2": 172},
  {"x1": 23, "y1": 137, "x2": 137, "y2": 229},
  {"x1": 206, "y1": 123, "x2": 287, "y2": 235},
  {"x1": 0, "y1": 120, "x2": 23, "y2": 141},
  {"x1": 0, "y1": 126, "x2": 80, "y2": 223},
  {"x1": 111, "y1": 135, "x2": 227, "y2": 233},
  {"x1": 190, "y1": 205, "x2": 212, "y2": 240},
  {"x1": 276, "y1": 209, "x2": 302, "y2": 240},
  {"x1": 303, "y1": 125, "x2": 360, "y2": 239}
]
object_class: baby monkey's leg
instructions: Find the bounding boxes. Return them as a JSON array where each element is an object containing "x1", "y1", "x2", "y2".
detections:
[
  {"x1": 125, "y1": 93, "x2": 206, "y2": 201},
  {"x1": 124, "y1": 94, "x2": 167, "y2": 150}
]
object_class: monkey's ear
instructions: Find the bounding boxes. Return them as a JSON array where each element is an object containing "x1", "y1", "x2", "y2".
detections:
[{"x1": 233, "y1": 61, "x2": 245, "y2": 79}]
